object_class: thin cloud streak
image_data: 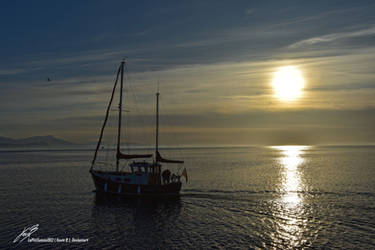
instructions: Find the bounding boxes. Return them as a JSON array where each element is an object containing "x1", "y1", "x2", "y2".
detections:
[{"x1": 290, "y1": 26, "x2": 375, "y2": 48}]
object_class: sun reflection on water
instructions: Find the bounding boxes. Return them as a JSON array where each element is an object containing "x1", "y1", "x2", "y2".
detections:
[
  {"x1": 270, "y1": 145, "x2": 310, "y2": 248},
  {"x1": 280, "y1": 146, "x2": 307, "y2": 205}
]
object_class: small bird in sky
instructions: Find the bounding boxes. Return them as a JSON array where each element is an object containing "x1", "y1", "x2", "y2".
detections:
[{"x1": 47, "y1": 77, "x2": 51, "y2": 82}]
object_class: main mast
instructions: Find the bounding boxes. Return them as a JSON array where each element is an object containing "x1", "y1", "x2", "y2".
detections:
[
  {"x1": 116, "y1": 59, "x2": 125, "y2": 171},
  {"x1": 154, "y1": 87, "x2": 184, "y2": 164}
]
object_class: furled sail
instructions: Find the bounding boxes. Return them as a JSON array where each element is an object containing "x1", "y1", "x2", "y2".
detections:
[
  {"x1": 117, "y1": 150, "x2": 152, "y2": 160},
  {"x1": 156, "y1": 151, "x2": 184, "y2": 164}
]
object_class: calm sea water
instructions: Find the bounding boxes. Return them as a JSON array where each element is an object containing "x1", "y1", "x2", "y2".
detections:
[{"x1": 0, "y1": 146, "x2": 374, "y2": 249}]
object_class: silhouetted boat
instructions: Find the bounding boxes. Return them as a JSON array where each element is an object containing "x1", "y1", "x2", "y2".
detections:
[{"x1": 90, "y1": 59, "x2": 187, "y2": 196}]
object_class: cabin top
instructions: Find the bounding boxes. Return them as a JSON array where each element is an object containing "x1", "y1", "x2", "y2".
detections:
[{"x1": 129, "y1": 161, "x2": 161, "y2": 174}]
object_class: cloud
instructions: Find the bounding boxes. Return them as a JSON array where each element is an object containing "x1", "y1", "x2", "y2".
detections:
[
  {"x1": 290, "y1": 26, "x2": 375, "y2": 48},
  {"x1": 2, "y1": 108, "x2": 374, "y2": 145},
  {"x1": 174, "y1": 24, "x2": 290, "y2": 49},
  {"x1": 245, "y1": 8, "x2": 255, "y2": 15},
  {"x1": 0, "y1": 67, "x2": 44, "y2": 76},
  {"x1": 2, "y1": 49, "x2": 375, "y2": 119}
]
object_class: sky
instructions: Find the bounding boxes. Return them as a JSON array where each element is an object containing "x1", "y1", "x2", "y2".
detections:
[{"x1": 1, "y1": 0, "x2": 375, "y2": 146}]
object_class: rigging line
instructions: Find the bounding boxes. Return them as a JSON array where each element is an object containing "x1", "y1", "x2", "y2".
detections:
[
  {"x1": 107, "y1": 132, "x2": 117, "y2": 170},
  {"x1": 125, "y1": 63, "x2": 153, "y2": 151},
  {"x1": 123, "y1": 64, "x2": 132, "y2": 154},
  {"x1": 104, "y1": 130, "x2": 116, "y2": 171},
  {"x1": 158, "y1": 93, "x2": 185, "y2": 164},
  {"x1": 125, "y1": 64, "x2": 143, "y2": 129},
  {"x1": 120, "y1": 159, "x2": 129, "y2": 172},
  {"x1": 102, "y1": 125, "x2": 111, "y2": 169},
  {"x1": 90, "y1": 64, "x2": 122, "y2": 170},
  {"x1": 122, "y1": 63, "x2": 142, "y2": 155}
]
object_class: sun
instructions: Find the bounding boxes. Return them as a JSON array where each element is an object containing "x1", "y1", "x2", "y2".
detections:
[{"x1": 271, "y1": 66, "x2": 305, "y2": 101}]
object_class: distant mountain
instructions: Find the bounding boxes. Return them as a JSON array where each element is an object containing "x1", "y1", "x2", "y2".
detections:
[{"x1": 0, "y1": 135, "x2": 76, "y2": 147}]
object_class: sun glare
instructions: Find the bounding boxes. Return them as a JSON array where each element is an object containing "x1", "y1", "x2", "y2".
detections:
[{"x1": 271, "y1": 66, "x2": 305, "y2": 101}]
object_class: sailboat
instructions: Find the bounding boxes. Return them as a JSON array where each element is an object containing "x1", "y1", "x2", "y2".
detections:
[{"x1": 89, "y1": 59, "x2": 187, "y2": 196}]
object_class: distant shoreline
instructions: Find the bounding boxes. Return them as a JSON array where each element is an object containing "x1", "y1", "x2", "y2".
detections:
[{"x1": 1, "y1": 144, "x2": 374, "y2": 154}]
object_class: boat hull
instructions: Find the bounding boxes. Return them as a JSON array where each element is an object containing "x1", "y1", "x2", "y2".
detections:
[{"x1": 90, "y1": 170, "x2": 182, "y2": 196}]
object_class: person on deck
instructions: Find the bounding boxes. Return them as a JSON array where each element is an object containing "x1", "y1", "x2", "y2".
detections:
[{"x1": 162, "y1": 169, "x2": 171, "y2": 184}]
